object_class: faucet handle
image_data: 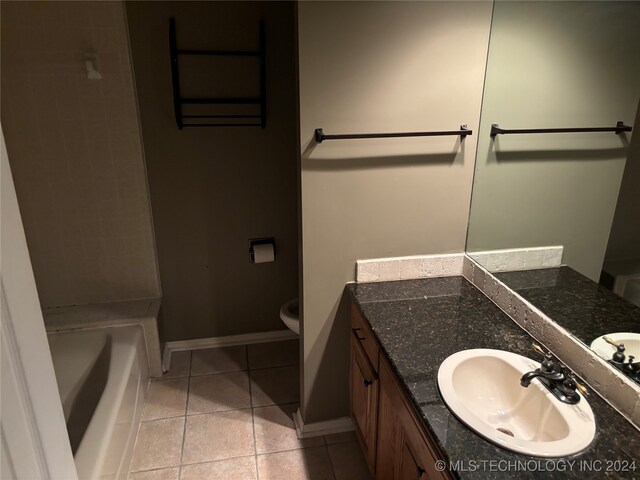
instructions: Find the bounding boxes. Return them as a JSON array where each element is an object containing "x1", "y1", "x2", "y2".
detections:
[
  {"x1": 532, "y1": 343, "x2": 552, "y2": 358},
  {"x1": 575, "y1": 380, "x2": 589, "y2": 397},
  {"x1": 558, "y1": 373, "x2": 587, "y2": 403},
  {"x1": 532, "y1": 343, "x2": 556, "y2": 372},
  {"x1": 566, "y1": 372, "x2": 589, "y2": 397},
  {"x1": 623, "y1": 356, "x2": 640, "y2": 374}
]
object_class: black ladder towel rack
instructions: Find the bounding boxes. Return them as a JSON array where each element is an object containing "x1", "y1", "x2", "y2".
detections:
[{"x1": 169, "y1": 18, "x2": 266, "y2": 129}]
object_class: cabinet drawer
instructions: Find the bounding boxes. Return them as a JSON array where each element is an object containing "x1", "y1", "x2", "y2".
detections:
[{"x1": 351, "y1": 304, "x2": 380, "y2": 372}]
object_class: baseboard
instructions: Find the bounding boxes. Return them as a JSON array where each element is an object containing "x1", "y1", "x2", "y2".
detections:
[
  {"x1": 293, "y1": 407, "x2": 354, "y2": 439},
  {"x1": 162, "y1": 329, "x2": 297, "y2": 372}
]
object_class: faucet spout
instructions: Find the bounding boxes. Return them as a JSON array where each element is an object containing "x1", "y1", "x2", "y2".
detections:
[
  {"x1": 520, "y1": 369, "x2": 543, "y2": 388},
  {"x1": 520, "y1": 368, "x2": 564, "y2": 388}
]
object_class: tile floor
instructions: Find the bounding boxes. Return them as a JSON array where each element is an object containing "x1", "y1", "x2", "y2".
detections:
[{"x1": 128, "y1": 340, "x2": 373, "y2": 480}]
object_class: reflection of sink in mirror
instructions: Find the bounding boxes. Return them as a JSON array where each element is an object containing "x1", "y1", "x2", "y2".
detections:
[
  {"x1": 591, "y1": 333, "x2": 640, "y2": 362},
  {"x1": 437, "y1": 349, "x2": 595, "y2": 457}
]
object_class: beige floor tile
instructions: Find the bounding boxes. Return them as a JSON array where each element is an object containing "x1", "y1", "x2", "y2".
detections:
[
  {"x1": 187, "y1": 371, "x2": 251, "y2": 414},
  {"x1": 250, "y1": 365, "x2": 299, "y2": 407},
  {"x1": 257, "y1": 446, "x2": 335, "y2": 480},
  {"x1": 190, "y1": 346, "x2": 247, "y2": 376},
  {"x1": 327, "y1": 442, "x2": 373, "y2": 480},
  {"x1": 248, "y1": 340, "x2": 299, "y2": 370},
  {"x1": 324, "y1": 431, "x2": 357, "y2": 445},
  {"x1": 254, "y1": 403, "x2": 324, "y2": 454},
  {"x1": 182, "y1": 410, "x2": 255, "y2": 464},
  {"x1": 180, "y1": 456, "x2": 258, "y2": 480},
  {"x1": 162, "y1": 350, "x2": 191, "y2": 379},
  {"x1": 130, "y1": 417, "x2": 184, "y2": 472},
  {"x1": 128, "y1": 467, "x2": 180, "y2": 480},
  {"x1": 142, "y1": 378, "x2": 188, "y2": 420}
]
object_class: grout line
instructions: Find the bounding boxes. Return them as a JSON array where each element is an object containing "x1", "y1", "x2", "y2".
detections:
[
  {"x1": 140, "y1": 413, "x2": 188, "y2": 423},
  {"x1": 325, "y1": 442, "x2": 339, "y2": 479},
  {"x1": 129, "y1": 465, "x2": 181, "y2": 475},
  {"x1": 245, "y1": 344, "x2": 260, "y2": 480},
  {"x1": 185, "y1": 361, "x2": 299, "y2": 378},
  {"x1": 178, "y1": 452, "x2": 259, "y2": 469},
  {"x1": 150, "y1": 374, "x2": 189, "y2": 381},
  {"x1": 127, "y1": 400, "x2": 146, "y2": 478},
  {"x1": 188, "y1": 368, "x2": 248, "y2": 378},
  {"x1": 177, "y1": 350, "x2": 192, "y2": 479},
  {"x1": 134, "y1": 453, "x2": 259, "y2": 474},
  {"x1": 255, "y1": 443, "x2": 327, "y2": 457},
  {"x1": 247, "y1": 361, "x2": 300, "y2": 372}
]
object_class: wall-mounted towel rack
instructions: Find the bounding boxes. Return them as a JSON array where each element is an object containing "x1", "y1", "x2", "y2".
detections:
[
  {"x1": 169, "y1": 18, "x2": 266, "y2": 129},
  {"x1": 314, "y1": 125, "x2": 472, "y2": 143},
  {"x1": 490, "y1": 121, "x2": 632, "y2": 137}
]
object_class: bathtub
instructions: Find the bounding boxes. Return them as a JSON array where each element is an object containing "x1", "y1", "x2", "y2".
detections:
[{"x1": 47, "y1": 326, "x2": 148, "y2": 480}]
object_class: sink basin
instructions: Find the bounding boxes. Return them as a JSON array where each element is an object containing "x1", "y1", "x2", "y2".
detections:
[
  {"x1": 590, "y1": 332, "x2": 640, "y2": 362},
  {"x1": 437, "y1": 349, "x2": 595, "y2": 457}
]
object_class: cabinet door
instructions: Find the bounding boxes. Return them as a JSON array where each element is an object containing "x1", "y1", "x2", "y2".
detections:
[
  {"x1": 350, "y1": 333, "x2": 379, "y2": 473},
  {"x1": 378, "y1": 356, "x2": 452, "y2": 480},
  {"x1": 398, "y1": 433, "x2": 429, "y2": 480},
  {"x1": 375, "y1": 374, "x2": 399, "y2": 479}
]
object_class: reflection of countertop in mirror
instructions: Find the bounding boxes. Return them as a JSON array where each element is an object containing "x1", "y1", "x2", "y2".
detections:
[
  {"x1": 494, "y1": 267, "x2": 640, "y2": 347},
  {"x1": 347, "y1": 277, "x2": 639, "y2": 479}
]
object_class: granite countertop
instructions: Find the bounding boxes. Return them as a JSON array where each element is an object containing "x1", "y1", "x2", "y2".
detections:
[
  {"x1": 494, "y1": 267, "x2": 640, "y2": 347},
  {"x1": 347, "y1": 276, "x2": 640, "y2": 479}
]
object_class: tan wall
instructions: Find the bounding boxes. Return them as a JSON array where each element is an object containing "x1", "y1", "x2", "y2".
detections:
[
  {"x1": 125, "y1": 2, "x2": 298, "y2": 341},
  {"x1": 606, "y1": 99, "x2": 640, "y2": 263},
  {"x1": 466, "y1": 2, "x2": 640, "y2": 281},
  {"x1": 298, "y1": 1, "x2": 493, "y2": 423},
  {"x1": 1, "y1": 1, "x2": 160, "y2": 307}
]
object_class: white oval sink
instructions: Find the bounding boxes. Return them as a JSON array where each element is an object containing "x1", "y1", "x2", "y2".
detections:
[
  {"x1": 590, "y1": 333, "x2": 640, "y2": 362},
  {"x1": 437, "y1": 349, "x2": 595, "y2": 457}
]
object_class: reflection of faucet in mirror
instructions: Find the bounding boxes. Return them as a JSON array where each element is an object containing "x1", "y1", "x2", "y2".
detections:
[{"x1": 591, "y1": 333, "x2": 640, "y2": 383}]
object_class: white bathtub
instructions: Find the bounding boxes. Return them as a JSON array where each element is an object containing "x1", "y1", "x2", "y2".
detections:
[{"x1": 47, "y1": 326, "x2": 148, "y2": 480}]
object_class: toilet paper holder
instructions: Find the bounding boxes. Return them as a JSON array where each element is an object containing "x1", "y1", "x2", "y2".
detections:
[{"x1": 249, "y1": 237, "x2": 276, "y2": 263}]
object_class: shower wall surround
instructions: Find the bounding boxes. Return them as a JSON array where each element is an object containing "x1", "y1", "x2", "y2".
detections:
[{"x1": 1, "y1": 1, "x2": 160, "y2": 307}]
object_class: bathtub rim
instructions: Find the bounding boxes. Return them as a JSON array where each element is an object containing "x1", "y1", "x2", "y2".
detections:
[{"x1": 43, "y1": 297, "x2": 162, "y2": 377}]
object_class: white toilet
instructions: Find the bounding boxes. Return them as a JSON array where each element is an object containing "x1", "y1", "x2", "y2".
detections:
[{"x1": 280, "y1": 298, "x2": 299, "y2": 335}]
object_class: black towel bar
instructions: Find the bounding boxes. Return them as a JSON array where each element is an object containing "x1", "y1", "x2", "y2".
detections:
[
  {"x1": 314, "y1": 125, "x2": 472, "y2": 143},
  {"x1": 490, "y1": 121, "x2": 632, "y2": 137}
]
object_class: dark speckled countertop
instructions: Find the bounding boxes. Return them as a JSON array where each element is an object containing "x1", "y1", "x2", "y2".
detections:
[
  {"x1": 494, "y1": 267, "x2": 640, "y2": 347},
  {"x1": 347, "y1": 276, "x2": 640, "y2": 479}
]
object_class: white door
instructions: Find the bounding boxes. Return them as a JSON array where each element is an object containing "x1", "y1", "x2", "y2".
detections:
[{"x1": 0, "y1": 125, "x2": 77, "y2": 479}]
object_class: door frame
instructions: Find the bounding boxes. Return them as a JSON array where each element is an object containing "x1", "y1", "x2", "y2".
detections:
[{"x1": 0, "y1": 125, "x2": 77, "y2": 479}]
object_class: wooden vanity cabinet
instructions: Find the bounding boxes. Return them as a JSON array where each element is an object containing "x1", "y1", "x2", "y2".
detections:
[{"x1": 351, "y1": 305, "x2": 453, "y2": 480}]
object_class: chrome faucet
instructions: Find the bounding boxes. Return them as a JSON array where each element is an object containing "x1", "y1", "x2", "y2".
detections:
[{"x1": 520, "y1": 344, "x2": 585, "y2": 405}]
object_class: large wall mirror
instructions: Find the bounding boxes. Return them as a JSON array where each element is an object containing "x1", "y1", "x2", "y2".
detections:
[{"x1": 466, "y1": 1, "x2": 640, "y2": 384}]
